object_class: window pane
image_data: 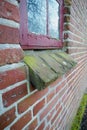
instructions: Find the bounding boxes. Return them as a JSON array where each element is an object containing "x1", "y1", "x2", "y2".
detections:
[
  {"x1": 48, "y1": 0, "x2": 59, "y2": 39},
  {"x1": 27, "y1": 0, "x2": 46, "y2": 35}
]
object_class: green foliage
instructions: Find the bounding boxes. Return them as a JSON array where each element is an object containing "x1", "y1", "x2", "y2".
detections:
[{"x1": 71, "y1": 94, "x2": 87, "y2": 130}]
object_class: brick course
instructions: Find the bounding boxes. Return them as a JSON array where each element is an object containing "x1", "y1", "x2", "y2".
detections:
[
  {"x1": 18, "y1": 87, "x2": 48, "y2": 114},
  {"x1": 0, "y1": 0, "x2": 87, "y2": 130}
]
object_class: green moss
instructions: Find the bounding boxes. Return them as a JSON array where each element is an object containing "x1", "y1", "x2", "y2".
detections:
[
  {"x1": 71, "y1": 94, "x2": 87, "y2": 130},
  {"x1": 24, "y1": 55, "x2": 38, "y2": 68},
  {"x1": 23, "y1": 51, "x2": 77, "y2": 90}
]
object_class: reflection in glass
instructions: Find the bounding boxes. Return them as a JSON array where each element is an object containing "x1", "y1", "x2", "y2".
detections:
[
  {"x1": 49, "y1": 0, "x2": 59, "y2": 39},
  {"x1": 27, "y1": 0, "x2": 46, "y2": 35}
]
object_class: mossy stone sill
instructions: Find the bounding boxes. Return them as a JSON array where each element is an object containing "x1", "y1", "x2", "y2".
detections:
[{"x1": 24, "y1": 50, "x2": 77, "y2": 90}]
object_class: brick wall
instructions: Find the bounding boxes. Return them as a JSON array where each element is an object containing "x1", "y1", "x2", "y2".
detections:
[
  {"x1": 0, "y1": 1, "x2": 29, "y2": 129},
  {"x1": 0, "y1": 0, "x2": 87, "y2": 130},
  {"x1": 63, "y1": 0, "x2": 87, "y2": 129}
]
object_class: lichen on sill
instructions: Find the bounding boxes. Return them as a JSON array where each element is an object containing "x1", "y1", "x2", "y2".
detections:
[{"x1": 24, "y1": 50, "x2": 77, "y2": 90}]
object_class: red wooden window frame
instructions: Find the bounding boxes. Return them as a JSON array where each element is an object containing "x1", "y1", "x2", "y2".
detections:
[{"x1": 20, "y1": 0, "x2": 64, "y2": 49}]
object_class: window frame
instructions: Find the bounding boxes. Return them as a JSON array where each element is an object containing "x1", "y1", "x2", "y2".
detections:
[{"x1": 20, "y1": 0, "x2": 64, "y2": 49}]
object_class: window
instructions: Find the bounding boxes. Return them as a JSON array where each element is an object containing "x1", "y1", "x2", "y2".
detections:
[{"x1": 20, "y1": 0, "x2": 63, "y2": 49}]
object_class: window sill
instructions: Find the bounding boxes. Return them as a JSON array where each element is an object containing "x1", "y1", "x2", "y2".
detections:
[{"x1": 24, "y1": 50, "x2": 77, "y2": 90}]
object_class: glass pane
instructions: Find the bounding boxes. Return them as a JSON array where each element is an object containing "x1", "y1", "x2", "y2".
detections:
[
  {"x1": 27, "y1": 0, "x2": 46, "y2": 35},
  {"x1": 48, "y1": 0, "x2": 59, "y2": 39}
]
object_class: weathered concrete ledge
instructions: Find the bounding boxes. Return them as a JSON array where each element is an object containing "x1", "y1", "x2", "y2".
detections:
[{"x1": 24, "y1": 50, "x2": 76, "y2": 90}]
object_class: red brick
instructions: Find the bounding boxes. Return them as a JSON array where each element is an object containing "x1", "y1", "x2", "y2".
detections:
[
  {"x1": 25, "y1": 118, "x2": 38, "y2": 130},
  {"x1": 45, "y1": 125, "x2": 50, "y2": 130},
  {"x1": 58, "y1": 86, "x2": 67, "y2": 98},
  {"x1": 66, "y1": 71, "x2": 75, "y2": 82},
  {"x1": 37, "y1": 121, "x2": 45, "y2": 130},
  {"x1": 68, "y1": 33, "x2": 83, "y2": 43},
  {"x1": 0, "y1": 48, "x2": 24, "y2": 65},
  {"x1": 47, "y1": 108, "x2": 56, "y2": 122},
  {"x1": 2, "y1": 83, "x2": 28, "y2": 107},
  {"x1": 0, "y1": 25, "x2": 19, "y2": 43},
  {"x1": 56, "y1": 102, "x2": 61, "y2": 110},
  {"x1": 11, "y1": 111, "x2": 32, "y2": 130},
  {"x1": 33, "y1": 98, "x2": 45, "y2": 116},
  {"x1": 50, "y1": 126, "x2": 54, "y2": 130},
  {"x1": 0, "y1": 66, "x2": 26, "y2": 89},
  {"x1": 40, "y1": 95, "x2": 59, "y2": 120},
  {"x1": 62, "y1": 93, "x2": 70, "y2": 105},
  {"x1": 66, "y1": 41, "x2": 87, "y2": 48},
  {"x1": 54, "y1": 117, "x2": 61, "y2": 129},
  {"x1": 18, "y1": 87, "x2": 48, "y2": 114},
  {"x1": 0, "y1": 0, "x2": 19, "y2": 22},
  {"x1": 51, "y1": 106, "x2": 62, "y2": 124},
  {"x1": 0, "y1": 107, "x2": 16, "y2": 130},
  {"x1": 47, "y1": 90, "x2": 55, "y2": 102},
  {"x1": 56, "y1": 81, "x2": 66, "y2": 93}
]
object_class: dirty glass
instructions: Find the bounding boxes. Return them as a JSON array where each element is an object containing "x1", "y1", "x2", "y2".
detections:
[
  {"x1": 27, "y1": 0, "x2": 46, "y2": 35},
  {"x1": 48, "y1": 0, "x2": 59, "y2": 39}
]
